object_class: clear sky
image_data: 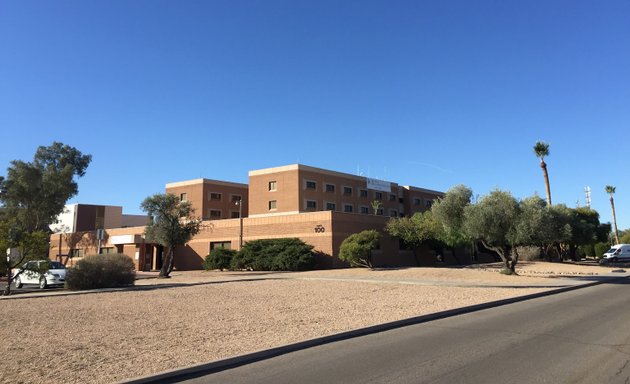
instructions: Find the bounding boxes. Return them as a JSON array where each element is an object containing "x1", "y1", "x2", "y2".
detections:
[{"x1": 1, "y1": 0, "x2": 628, "y2": 230}]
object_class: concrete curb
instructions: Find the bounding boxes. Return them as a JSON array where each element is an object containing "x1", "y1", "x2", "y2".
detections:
[{"x1": 118, "y1": 275, "x2": 629, "y2": 384}]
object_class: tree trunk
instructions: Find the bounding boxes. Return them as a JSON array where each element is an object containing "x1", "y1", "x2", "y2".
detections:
[
  {"x1": 541, "y1": 160, "x2": 552, "y2": 206},
  {"x1": 159, "y1": 246, "x2": 174, "y2": 278},
  {"x1": 451, "y1": 247, "x2": 462, "y2": 265},
  {"x1": 611, "y1": 197, "x2": 620, "y2": 244}
]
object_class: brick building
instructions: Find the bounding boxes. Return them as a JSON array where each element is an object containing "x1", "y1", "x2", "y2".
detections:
[{"x1": 51, "y1": 164, "x2": 491, "y2": 270}]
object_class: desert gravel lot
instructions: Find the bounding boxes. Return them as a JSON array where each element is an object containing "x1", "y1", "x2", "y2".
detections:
[{"x1": 0, "y1": 262, "x2": 614, "y2": 384}]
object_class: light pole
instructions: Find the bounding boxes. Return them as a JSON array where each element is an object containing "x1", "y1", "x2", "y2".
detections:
[{"x1": 235, "y1": 198, "x2": 243, "y2": 249}]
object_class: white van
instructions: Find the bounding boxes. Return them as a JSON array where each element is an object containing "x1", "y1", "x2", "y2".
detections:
[{"x1": 602, "y1": 244, "x2": 630, "y2": 262}]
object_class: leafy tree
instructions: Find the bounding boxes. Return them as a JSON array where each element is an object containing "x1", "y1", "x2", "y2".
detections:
[
  {"x1": 338, "y1": 230, "x2": 381, "y2": 268},
  {"x1": 464, "y1": 190, "x2": 521, "y2": 274},
  {"x1": 1, "y1": 142, "x2": 91, "y2": 232},
  {"x1": 431, "y1": 185, "x2": 473, "y2": 263},
  {"x1": 141, "y1": 194, "x2": 201, "y2": 278},
  {"x1": 533, "y1": 141, "x2": 552, "y2": 206},
  {"x1": 620, "y1": 230, "x2": 630, "y2": 244},
  {"x1": 0, "y1": 142, "x2": 91, "y2": 294},
  {"x1": 605, "y1": 185, "x2": 620, "y2": 244},
  {"x1": 386, "y1": 210, "x2": 442, "y2": 265}
]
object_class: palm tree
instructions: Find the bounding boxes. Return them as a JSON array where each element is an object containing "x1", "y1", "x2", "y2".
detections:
[
  {"x1": 605, "y1": 185, "x2": 620, "y2": 244},
  {"x1": 533, "y1": 141, "x2": 552, "y2": 206},
  {"x1": 371, "y1": 200, "x2": 382, "y2": 216}
]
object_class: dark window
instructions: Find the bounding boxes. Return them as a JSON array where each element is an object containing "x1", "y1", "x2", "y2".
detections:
[
  {"x1": 360, "y1": 206, "x2": 369, "y2": 214},
  {"x1": 269, "y1": 200, "x2": 277, "y2": 210},
  {"x1": 344, "y1": 204, "x2": 353, "y2": 213},
  {"x1": 389, "y1": 194, "x2": 397, "y2": 201},
  {"x1": 209, "y1": 210, "x2": 221, "y2": 219},
  {"x1": 231, "y1": 195, "x2": 241, "y2": 202},
  {"x1": 306, "y1": 180, "x2": 317, "y2": 189},
  {"x1": 425, "y1": 200, "x2": 433, "y2": 208},
  {"x1": 414, "y1": 198, "x2": 422, "y2": 206},
  {"x1": 306, "y1": 200, "x2": 317, "y2": 209},
  {"x1": 325, "y1": 184, "x2": 335, "y2": 192},
  {"x1": 210, "y1": 241, "x2": 231, "y2": 251},
  {"x1": 326, "y1": 202, "x2": 336, "y2": 211},
  {"x1": 210, "y1": 193, "x2": 222, "y2": 201},
  {"x1": 360, "y1": 189, "x2": 368, "y2": 198},
  {"x1": 180, "y1": 193, "x2": 187, "y2": 202},
  {"x1": 231, "y1": 211, "x2": 240, "y2": 218},
  {"x1": 269, "y1": 181, "x2": 277, "y2": 191},
  {"x1": 375, "y1": 192, "x2": 383, "y2": 200},
  {"x1": 343, "y1": 186, "x2": 352, "y2": 195}
]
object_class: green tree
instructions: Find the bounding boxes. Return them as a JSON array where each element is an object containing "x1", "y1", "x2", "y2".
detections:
[
  {"x1": 464, "y1": 190, "x2": 521, "y2": 274},
  {"x1": 533, "y1": 141, "x2": 552, "y2": 206},
  {"x1": 385, "y1": 211, "x2": 442, "y2": 266},
  {"x1": 338, "y1": 230, "x2": 381, "y2": 268},
  {"x1": 605, "y1": 185, "x2": 620, "y2": 244},
  {"x1": 141, "y1": 194, "x2": 201, "y2": 278},
  {"x1": 620, "y1": 230, "x2": 630, "y2": 244},
  {"x1": 0, "y1": 142, "x2": 91, "y2": 294},
  {"x1": 431, "y1": 185, "x2": 473, "y2": 263}
]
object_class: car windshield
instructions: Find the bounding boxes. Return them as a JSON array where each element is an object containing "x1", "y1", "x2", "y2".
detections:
[
  {"x1": 606, "y1": 248, "x2": 617, "y2": 253},
  {"x1": 48, "y1": 261, "x2": 65, "y2": 269}
]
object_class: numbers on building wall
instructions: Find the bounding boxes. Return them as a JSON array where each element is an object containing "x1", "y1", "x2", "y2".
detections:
[{"x1": 314, "y1": 225, "x2": 325, "y2": 233}]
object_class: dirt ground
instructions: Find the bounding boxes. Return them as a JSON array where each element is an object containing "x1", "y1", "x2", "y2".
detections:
[{"x1": 0, "y1": 262, "x2": 614, "y2": 384}]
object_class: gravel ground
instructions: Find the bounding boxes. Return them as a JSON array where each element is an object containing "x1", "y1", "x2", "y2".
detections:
[{"x1": 0, "y1": 262, "x2": 610, "y2": 384}]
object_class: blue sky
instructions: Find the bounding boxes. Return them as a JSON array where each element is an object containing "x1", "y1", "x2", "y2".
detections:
[{"x1": 1, "y1": 0, "x2": 628, "y2": 230}]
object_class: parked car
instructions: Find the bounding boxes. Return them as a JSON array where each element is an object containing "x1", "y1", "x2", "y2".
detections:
[
  {"x1": 601, "y1": 244, "x2": 630, "y2": 263},
  {"x1": 13, "y1": 260, "x2": 67, "y2": 289}
]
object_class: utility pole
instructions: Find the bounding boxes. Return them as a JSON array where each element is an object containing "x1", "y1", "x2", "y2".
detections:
[{"x1": 235, "y1": 198, "x2": 243, "y2": 250}]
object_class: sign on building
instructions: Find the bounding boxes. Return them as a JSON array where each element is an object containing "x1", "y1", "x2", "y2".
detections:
[{"x1": 366, "y1": 177, "x2": 391, "y2": 192}]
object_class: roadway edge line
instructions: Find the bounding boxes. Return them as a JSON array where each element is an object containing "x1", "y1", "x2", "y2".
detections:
[{"x1": 118, "y1": 275, "x2": 628, "y2": 384}]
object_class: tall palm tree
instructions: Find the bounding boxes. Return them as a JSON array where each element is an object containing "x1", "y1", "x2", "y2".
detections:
[
  {"x1": 533, "y1": 141, "x2": 552, "y2": 206},
  {"x1": 605, "y1": 185, "x2": 620, "y2": 244}
]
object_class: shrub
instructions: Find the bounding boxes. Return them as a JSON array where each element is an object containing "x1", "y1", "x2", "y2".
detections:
[
  {"x1": 579, "y1": 244, "x2": 595, "y2": 258},
  {"x1": 515, "y1": 246, "x2": 541, "y2": 261},
  {"x1": 338, "y1": 230, "x2": 381, "y2": 268},
  {"x1": 203, "y1": 248, "x2": 236, "y2": 271},
  {"x1": 233, "y1": 238, "x2": 315, "y2": 271},
  {"x1": 594, "y1": 242, "x2": 610, "y2": 259},
  {"x1": 65, "y1": 253, "x2": 136, "y2": 290}
]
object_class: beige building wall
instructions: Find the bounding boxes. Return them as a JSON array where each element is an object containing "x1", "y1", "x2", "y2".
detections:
[{"x1": 166, "y1": 179, "x2": 249, "y2": 220}]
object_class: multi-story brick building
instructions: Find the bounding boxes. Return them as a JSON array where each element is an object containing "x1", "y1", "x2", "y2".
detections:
[{"x1": 50, "y1": 164, "x2": 490, "y2": 271}]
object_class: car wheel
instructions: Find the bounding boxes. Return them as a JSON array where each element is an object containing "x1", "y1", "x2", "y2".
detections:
[
  {"x1": 14, "y1": 276, "x2": 23, "y2": 289},
  {"x1": 612, "y1": 257, "x2": 618, "y2": 263},
  {"x1": 39, "y1": 277, "x2": 48, "y2": 289}
]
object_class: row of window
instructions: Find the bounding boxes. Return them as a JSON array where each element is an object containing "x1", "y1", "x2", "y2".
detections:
[
  {"x1": 207, "y1": 210, "x2": 241, "y2": 219},
  {"x1": 179, "y1": 192, "x2": 243, "y2": 203}
]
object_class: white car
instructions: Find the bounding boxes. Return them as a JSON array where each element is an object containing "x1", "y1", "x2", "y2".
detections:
[{"x1": 13, "y1": 260, "x2": 67, "y2": 289}]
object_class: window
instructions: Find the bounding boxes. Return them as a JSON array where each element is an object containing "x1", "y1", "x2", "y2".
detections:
[
  {"x1": 377, "y1": 208, "x2": 384, "y2": 216},
  {"x1": 360, "y1": 206, "x2": 370, "y2": 214},
  {"x1": 269, "y1": 200, "x2": 277, "y2": 210},
  {"x1": 180, "y1": 193, "x2": 187, "y2": 202},
  {"x1": 231, "y1": 195, "x2": 242, "y2": 203},
  {"x1": 343, "y1": 186, "x2": 353, "y2": 195},
  {"x1": 269, "y1": 181, "x2": 277, "y2": 191},
  {"x1": 210, "y1": 241, "x2": 231, "y2": 251},
  {"x1": 389, "y1": 209, "x2": 398, "y2": 217},
  {"x1": 344, "y1": 204, "x2": 353, "y2": 213},
  {"x1": 325, "y1": 184, "x2": 335, "y2": 192},
  {"x1": 360, "y1": 189, "x2": 368, "y2": 198},
  {"x1": 413, "y1": 198, "x2": 422, "y2": 206},
  {"x1": 374, "y1": 192, "x2": 383, "y2": 200},
  {"x1": 326, "y1": 202, "x2": 336, "y2": 211},
  {"x1": 389, "y1": 194, "x2": 397, "y2": 202},
  {"x1": 425, "y1": 200, "x2": 433, "y2": 208},
  {"x1": 306, "y1": 180, "x2": 317, "y2": 189},
  {"x1": 231, "y1": 211, "x2": 240, "y2": 218},
  {"x1": 69, "y1": 249, "x2": 84, "y2": 258},
  {"x1": 99, "y1": 247, "x2": 115, "y2": 254},
  {"x1": 306, "y1": 200, "x2": 317, "y2": 210},
  {"x1": 209, "y1": 210, "x2": 221, "y2": 219},
  {"x1": 210, "y1": 192, "x2": 222, "y2": 201}
]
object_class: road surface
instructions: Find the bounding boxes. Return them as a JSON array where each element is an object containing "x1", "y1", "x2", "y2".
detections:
[{"x1": 179, "y1": 277, "x2": 630, "y2": 384}]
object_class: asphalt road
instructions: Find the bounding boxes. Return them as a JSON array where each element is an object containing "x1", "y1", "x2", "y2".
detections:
[{"x1": 180, "y1": 277, "x2": 630, "y2": 384}]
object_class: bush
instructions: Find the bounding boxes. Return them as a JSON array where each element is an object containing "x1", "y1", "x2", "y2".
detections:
[
  {"x1": 203, "y1": 248, "x2": 236, "y2": 271},
  {"x1": 515, "y1": 246, "x2": 542, "y2": 261},
  {"x1": 578, "y1": 244, "x2": 595, "y2": 258},
  {"x1": 233, "y1": 238, "x2": 315, "y2": 271},
  {"x1": 594, "y1": 242, "x2": 610, "y2": 259},
  {"x1": 338, "y1": 230, "x2": 381, "y2": 268},
  {"x1": 65, "y1": 253, "x2": 136, "y2": 290}
]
